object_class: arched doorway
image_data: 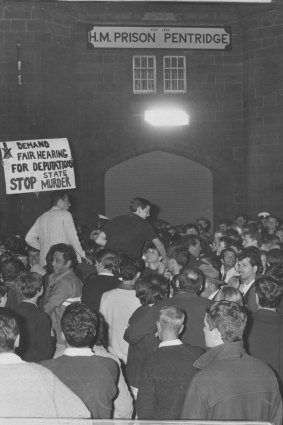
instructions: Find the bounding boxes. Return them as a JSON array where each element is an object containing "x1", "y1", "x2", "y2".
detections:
[{"x1": 105, "y1": 151, "x2": 213, "y2": 226}]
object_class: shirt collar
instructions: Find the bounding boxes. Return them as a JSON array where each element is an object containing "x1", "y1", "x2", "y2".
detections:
[
  {"x1": 193, "y1": 341, "x2": 245, "y2": 370},
  {"x1": 240, "y1": 279, "x2": 255, "y2": 295},
  {"x1": 63, "y1": 347, "x2": 94, "y2": 357},
  {"x1": 159, "y1": 339, "x2": 183, "y2": 348},
  {"x1": 98, "y1": 272, "x2": 114, "y2": 276},
  {"x1": 0, "y1": 353, "x2": 24, "y2": 364}
]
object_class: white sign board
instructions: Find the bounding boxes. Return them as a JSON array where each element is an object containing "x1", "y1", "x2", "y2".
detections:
[
  {"x1": 0, "y1": 138, "x2": 76, "y2": 194},
  {"x1": 88, "y1": 26, "x2": 231, "y2": 50}
]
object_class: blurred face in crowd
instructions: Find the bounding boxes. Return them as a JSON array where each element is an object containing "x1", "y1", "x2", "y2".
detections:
[
  {"x1": 137, "y1": 206, "x2": 151, "y2": 219},
  {"x1": 144, "y1": 248, "x2": 160, "y2": 265},
  {"x1": 189, "y1": 240, "x2": 201, "y2": 259},
  {"x1": 235, "y1": 215, "x2": 246, "y2": 229},
  {"x1": 0, "y1": 293, "x2": 7, "y2": 308},
  {"x1": 58, "y1": 195, "x2": 71, "y2": 211},
  {"x1": 242, "y1": 234, "x2": 257, "y2": 249},
  {"x1": 52, "y1": 251, "x2": 70, "y2": 276},
  {"x1": 267, "y1": 217, "x2": 278, "y2": 234},
  {"x1": 29, "y1": 251, "x2": 40, "y2": 267},
  {"x1": 275, "y1": 229, "x2": 283, "y2": 243},
  {"x1": 237, "y1": 257, "x2": 257, "y2": 282},
  {"x1": 223, "y1": 250, "x2": 236, "y2": 269}
]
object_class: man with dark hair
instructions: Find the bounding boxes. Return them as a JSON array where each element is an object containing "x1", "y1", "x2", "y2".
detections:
[
  {"x1": 237, "y1": 251, "x2": 261, "y2": 307},
  {"x1": 25, "y1": 190, "x2": 87, "y2": 267},
  {"x1": 82, "y1": 249, "x2": 120, "y2": 311},
  {"x1": 42, "y1": 303, "x2": 118, "y2": 418},
  {"x1": 100, "y1": 256, "x2": 142, "y2": 363},
  {"x1": 246, "y1": 276, "x2": 283, "y2": 386},
  {"x1": 242, "y1": 229, "x2": 261, "y2": 249},
  {"x1": 124, "y1": 266, "x2": 211, "y2": 349},
  {"x1": 43, "y1": 243, "x2": 83, "y2": 355},
  {"x1": 14, "y1": 272, "x2": 54, "y2": 362},
  {"x1": 183, "y1": 235, "x2": 202, "y2": 267},
  {"x1": 167, "y1": 244, "x2": 189, "y2": 295},
  {"x1": 95, "y1": 197, "x2": 167, "y2": 260},
  {"x1": 137, "y1": 306, "x2": 204, "y2": 419},
  {"x1": 0, "y1": 307, "x2": 90, "y2": 418},
  {"x1": 181, "y1": 301, "x2": 283, "y2": 424},
  {"x1": 1, "y1": 257, "x2": 25, "y2": 308}
]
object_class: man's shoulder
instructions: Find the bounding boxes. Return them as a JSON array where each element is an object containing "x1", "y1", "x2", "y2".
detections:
[{"x1": 42, "y1": 354, "x2": 118, "y2": 376}]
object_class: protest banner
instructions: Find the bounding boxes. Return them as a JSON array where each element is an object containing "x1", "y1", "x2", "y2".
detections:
[{"x1": 0, "y1": 138, "x2": 76, "y2": 194}]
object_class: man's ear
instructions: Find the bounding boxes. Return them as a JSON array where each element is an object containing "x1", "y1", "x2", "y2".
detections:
[
  {"x1": 14, "y1": 334, "x2": 20, "y2": 349},
  {"x1": 178, "y1": 324, "x2": 184, "y2": 336},
  {"x1": 66, "y1": 260, "x2": 72, "y2": 269}
]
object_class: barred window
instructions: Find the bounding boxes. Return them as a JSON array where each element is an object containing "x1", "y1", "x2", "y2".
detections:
[
  {"x1": 133, "y1": 56, "x2": 156, "y2": 94},
  {"x1": 163, "y1": 56, "x2": 186, "y2": 93}
]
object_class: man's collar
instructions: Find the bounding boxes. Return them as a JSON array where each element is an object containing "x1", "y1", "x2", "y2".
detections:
[
  {"x1": 0, "y1": 352, "x2": 24, "y2": 364},
  {"x1": 98, "y1": 272, "x2": 114, "y2": 276},
  {"x1": 63, "y1": 347, "x2": 94, "y2": 357},
  {"x1": 159, "y1": 339, "x2": 182, "y2": 348},
  {"x1": 193, "y1": 341, "x2": 245, "y2": 370}
]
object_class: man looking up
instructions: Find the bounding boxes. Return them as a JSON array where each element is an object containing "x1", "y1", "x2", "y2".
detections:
[
  {"x1": 25, "y1": 191, "x2": 87, "y2": 267},
  {"x1": 95, "y1": 197, "x2": 167, "y2": 261},
  {"x1": 43, "y1": 243, "x2": 82, "y2": 356},
  {"x1": 181, "y1": 300, "x2": 282, "y2": 424}
]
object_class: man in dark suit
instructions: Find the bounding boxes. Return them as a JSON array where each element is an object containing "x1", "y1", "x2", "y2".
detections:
[
  {"x1": 81, "y1": 249, "x2": 121, "y2": 311},
  {"x1": 246, "y1": 275, "x2": 283, "y2": 387},
  {"x1": 15, "y1": 272, "x2": 54, "y2": 362},
  {"x1": 124, "y1": 266, "x2": 211, "y2": 349}
]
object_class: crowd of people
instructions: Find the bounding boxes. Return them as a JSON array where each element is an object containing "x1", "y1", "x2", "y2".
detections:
[{"x1": 0, "y1": 191, "x2": 283, "y2": 422}]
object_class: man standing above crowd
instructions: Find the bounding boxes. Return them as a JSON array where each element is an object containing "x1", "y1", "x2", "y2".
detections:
[
  {"x1": 95, "y1": 197, "x2": 167, "y2": 260},
  {"x1": 181, "y1": 300, "x2": 282, "y2": 424},
  {"x1": 25, "y1": 191, "x2": 87, "y2": 267}
]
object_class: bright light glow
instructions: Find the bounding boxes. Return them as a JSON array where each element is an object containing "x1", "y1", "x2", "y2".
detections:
[{"x1": 144, "y1": 109, "x2": 189, "y2": 127}]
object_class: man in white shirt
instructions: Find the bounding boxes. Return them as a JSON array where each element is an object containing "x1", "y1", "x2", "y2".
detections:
[
  {"x1": 0, "y1": 307, "x2": 90, "y2": 418},
  {"x1": 100, "y1": 256, "x2": 142, "y2": 364},
  {"x1": 25, "y1": 191, "x2": 86, "y2": 267}
]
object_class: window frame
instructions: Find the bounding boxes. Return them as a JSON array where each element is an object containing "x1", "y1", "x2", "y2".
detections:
[
  {"x1": 132, "y1": 55, "x2": 157, "y2": 94},
  {"x1": 163, "y1": 55, "x2": 187, "y2": 94}
]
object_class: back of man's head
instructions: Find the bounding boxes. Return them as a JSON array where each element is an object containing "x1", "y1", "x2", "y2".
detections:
[
  {"x1": 183, "y1": 235, "x2": 200, "y2": 248},
  {"x1": 0, "y1": 308, "x2": 19, "y2": 353},
  {"x1": 254, "y1": 276, "x2": 283, "y2": 309},
  {"x1": 167, "y1": 245, "x2": 189, "y2": 268},
  {"x1": 119, "y1": 256, "x2": 143, "y2": 282},
  {"x1": 50, "y1": 191, "x2": 69, "y2": 207},
  {"x1": 130, "y1": 197, "x2": 151, "y2": 212},
  {"x1": 1, "y1": 258, "x2": 25, "y2": 281},
  {"x1": 15, "y1": 272, "x2": 43, "y2": 300},
  {"x1": 95, "y1": 249, "x2": 119, "y2": 275},
  {"x1": 178, "y1": 266, "x2": 205, "y2": 294},
  {"x1": 61, "y1": 303, "x2": 97, "y2": 348},
  {"x1": 238, "y1": 250, "x2": 262, "y2": 270},
  {"x1": 206, "y1": 300, "x2": 247, "y2": 343},
  {"x1": 158, "y1": 306, "x2": 185, "y2": 340}
]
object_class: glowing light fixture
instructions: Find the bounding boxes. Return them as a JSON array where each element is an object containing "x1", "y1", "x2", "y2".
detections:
[{"x1": 144, "y1": 109, "x2": 189, "y2": 127}]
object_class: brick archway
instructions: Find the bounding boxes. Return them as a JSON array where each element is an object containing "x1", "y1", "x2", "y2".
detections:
[{"x1": 105, "y1": 150, "x2": 213, "y2": 226}]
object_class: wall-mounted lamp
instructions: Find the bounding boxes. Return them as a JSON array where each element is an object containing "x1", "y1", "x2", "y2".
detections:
[{"x1": 144, "y1": 109, "x2": 189, "y2": 127}]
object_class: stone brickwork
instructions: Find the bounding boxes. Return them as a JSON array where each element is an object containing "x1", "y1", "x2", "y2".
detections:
[{"x1": 0, "y1": 0, "x2": 282, "y2": 235}]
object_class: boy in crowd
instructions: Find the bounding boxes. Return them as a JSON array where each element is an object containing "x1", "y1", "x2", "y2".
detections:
[{"x1": 15, "y1": 272, "x2": 54, "y2": 362}]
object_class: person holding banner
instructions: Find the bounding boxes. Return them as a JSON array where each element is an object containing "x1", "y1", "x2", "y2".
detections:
[{"x1": 25, "y1": 191, "x2": 87, "y2": 267}]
